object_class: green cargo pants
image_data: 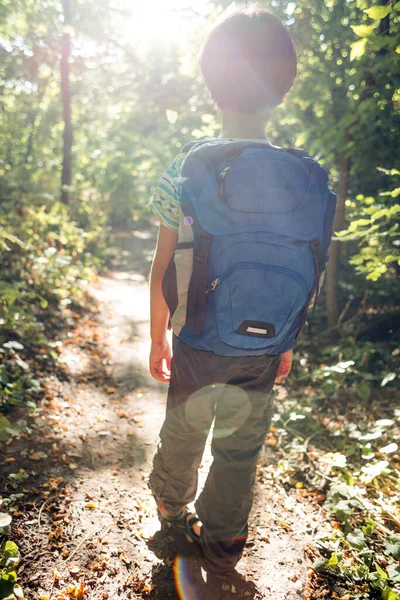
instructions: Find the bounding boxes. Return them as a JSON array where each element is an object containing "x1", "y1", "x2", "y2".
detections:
[{"x1": 149, "y1": 336, "x2": 280, "y2": 574}]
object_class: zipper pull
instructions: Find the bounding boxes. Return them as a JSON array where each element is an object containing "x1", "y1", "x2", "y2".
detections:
[
  {"x1": 206, "y1": 277, "x2": 220, "y2": 294},
  {"x1": 218, "y1": 167, "x2": 231, "y2": 200}
]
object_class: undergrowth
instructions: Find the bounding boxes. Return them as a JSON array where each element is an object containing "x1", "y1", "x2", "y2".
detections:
[
  {"x1": 0, "y1": 187, "x2": 110, "y2": 599},
  {"x1": 266, "y1": 336, "x2": 400, "y2": 600}
]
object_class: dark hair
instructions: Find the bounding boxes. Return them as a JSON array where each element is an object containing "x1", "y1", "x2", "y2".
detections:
[{"x1": 200, "y1": 7, "x2": 297, "y2": 113}]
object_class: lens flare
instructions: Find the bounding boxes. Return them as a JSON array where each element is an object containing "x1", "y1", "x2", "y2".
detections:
[
  {"x1": 173, "y1": 556, "x2": 202, "y2": 600},
  {"x1": 183, "y1": 215, "x2": 194, "y2": 226},
  {"x1": 185, "y1": 384, "x2": 250, "y2": 438}
]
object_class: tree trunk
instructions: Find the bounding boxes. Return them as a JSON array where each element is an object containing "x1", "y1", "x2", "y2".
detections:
[
  {"x1": 60, "y1": 0, "x2": 72, "y2": 205},
  {"x1": 326, "y1": 140, "x2": 350, "y2": 327},
  {"x1": 326, "y1": 1, "x2": 389, "y2": 327}
]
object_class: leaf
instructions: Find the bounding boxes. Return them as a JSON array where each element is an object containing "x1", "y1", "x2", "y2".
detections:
[
  {"x1": 66, "y1": 581, "x2": 86, "y2": 599},
  {"x1": 362, "y1": 518, "x2": 377, "y2": 537},
  {"x1": 325, "y1": 452, "x2": 347, "y2": 468},
  {"x1": 375, "y1": 563, "x2": 388, "y2": 579},
  {"x1": 1, "y1": 541, "x2": 20, "y2": 567},
  {"x1": 333, "y1": 500, "x2": 352, "y2": 522},
  {"x1": 395, "y1": 1, "x2": 400, "y2": 10},
  {"x1": 347, "y1": 530, "x2": 366, "y2": 550},
  {"x1": 375, "y1": 419, "x2": 395, "y2": 428},
  {"x1": 381, "y1": 373, "x2": 396, "y2": 387},
  {"x1": 0, "y1": 416, "x2": 11, "y2": 430},
  {"x1": 358, "y1": 429, "x2": 383, "y2": 441},
  {"x1": 360, "y1": 460, "x2": 389, "y2": 483},
  {"x1": 327, "y1": 553, "x2": 339, "y2": 568},
  {"x1": 295, "y1": 131, "x2": 309, "y2": 147},
  {"x1": 384, "y1": 535, "x2": 400, "y2": 559},
  {"x1": 382, "y1": 589, "x2": 398, "y2": 600},
  {"x1": 356, "y1": 382, "x2": 371, "y2": 401},
  {"x1": 0, "y1": 513, "x2": 12, "y2": 536},
  {"x1": 8, "y1": 469, "x2": 28, "y2": 483},
  {"x1": 166, "y1": 109, "x2": 178, "y2": 124},
  {"x1": 3, "y1": 341, "x2": 24, "y2": 351},
  {"x1": 28, "y1": 452, "x2": 48, "y2": 461},
  {"x1": 13, "y1": 584, "x2": 24, "y2": 599},
  {"x1": 379, "y1": 443, "x2": 398, "y2": 454},
  {"x1": 387, "y1": 564, "x2": 400, "y2": 583},
  {"x1": 351, "y1": 25, "x2": 375, "y2": 37},
  {"x1": 350, "y1": 38, "x2": 368, "y2": 61},
  {"x1": 279, "y1": 519, "x2": 291, "y2": 530},
  {"x1": 312, "y1": 557, "x2": 328, "y2": 572},
  {"x1": 0, "y1": 430, "x2": 10, "y2": 443},
  {"x1": 0, "y1": 567, "x2": 17, "y2": 584},
  {"x1": 364, "y1": 5, "x2": 392, "y2": 19}
]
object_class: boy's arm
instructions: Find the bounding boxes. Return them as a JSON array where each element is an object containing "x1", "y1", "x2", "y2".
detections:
[
  {"x1": 276, "y1": 350, "x2": 293, "y2": 382},
  {"x1": 149, "y1": 224, "x2": 178, "y2": 382}
]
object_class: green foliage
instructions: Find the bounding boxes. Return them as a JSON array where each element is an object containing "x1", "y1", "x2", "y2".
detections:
[
  {"x1": 317, "y1": 472, "x2": 400, "y2": 599},
  {"x1": 0, "y1": 511, "x2": 24, "y2": 600},
  {"x1": 0, "y1": 186, "x2": 108, "y2": 410},
  {"x1": 337, "y1": 172, "x2": 400, "y2": 281},
  {"x1": 270, "y1": 385, "x2": 400, "y2": 600}
]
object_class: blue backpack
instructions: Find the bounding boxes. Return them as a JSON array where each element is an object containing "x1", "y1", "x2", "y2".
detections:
[{"x1": 163, "y1": 139, "x2": 336, "y2": 357}]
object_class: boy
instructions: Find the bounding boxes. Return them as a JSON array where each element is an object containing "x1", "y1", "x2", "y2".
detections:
[{"x1": 147, "y1": 6, "x2": 334, "y2": 577}]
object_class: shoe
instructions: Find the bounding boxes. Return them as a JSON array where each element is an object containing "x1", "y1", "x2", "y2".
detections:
[
  {"x1": 206, "y1": 569, "x2": 259, "y2": 599},
  {"x1": 185, "y1": 513, "x2": 202, "y2": 545},
  {"x1": 157, "y1": 506, "x2": 190, "y2": 530}
]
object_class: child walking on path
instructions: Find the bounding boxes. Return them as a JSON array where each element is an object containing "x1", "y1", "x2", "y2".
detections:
[{"x1": 147, "y1": 7, "x2": 336, "y2": 577}]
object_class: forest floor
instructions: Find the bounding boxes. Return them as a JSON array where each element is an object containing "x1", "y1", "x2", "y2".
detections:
[{"x1": 2, "y1": 229, "x2": 398, "y2": 600}]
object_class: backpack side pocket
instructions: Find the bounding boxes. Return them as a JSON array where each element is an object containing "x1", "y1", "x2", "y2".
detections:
[{"x1": 162, "y1": 258, "x2": 178, "y2": 329}]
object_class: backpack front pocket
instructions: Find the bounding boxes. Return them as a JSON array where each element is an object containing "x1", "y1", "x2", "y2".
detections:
[{"x1": 214, "y1": 263, "x2": 309, "y2": 350}]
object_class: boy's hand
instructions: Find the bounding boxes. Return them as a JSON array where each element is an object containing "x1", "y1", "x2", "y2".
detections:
[
  {"x1": 149, "y1": 339, "x2": 172, "y2": 383},
  {"x1": 276, "y1": 350, "x2": 293, "y2": 382}
]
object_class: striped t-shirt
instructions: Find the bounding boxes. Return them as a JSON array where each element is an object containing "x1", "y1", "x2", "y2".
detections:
[{"x1": 148, "y1": 153, "x2": 186, "y2": 232}]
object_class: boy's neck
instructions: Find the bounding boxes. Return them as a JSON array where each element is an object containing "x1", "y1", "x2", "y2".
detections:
[{"x1": 218, "y1": 108, "x2": 269, "y2": 140}]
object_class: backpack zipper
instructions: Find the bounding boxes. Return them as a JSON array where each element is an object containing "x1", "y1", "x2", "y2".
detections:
[
  {"x1": 207, "y1": 263, "x2": 309, "y2": 294},
  {"x1": 205, "y1": 277, "x2": 220, "y2": 294}
]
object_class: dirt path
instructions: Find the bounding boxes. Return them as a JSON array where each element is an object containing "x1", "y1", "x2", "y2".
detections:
[{"x1": 7, "y1": 230, "x2": 313, "y2": 599}]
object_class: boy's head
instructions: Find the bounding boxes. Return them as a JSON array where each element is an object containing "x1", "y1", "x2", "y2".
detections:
[{"x1": 200, "y1": 6, "x2": 297, "y2": 114}]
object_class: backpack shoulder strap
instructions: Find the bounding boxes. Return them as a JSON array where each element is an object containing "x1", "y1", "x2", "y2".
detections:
[{"x1": 284, "y1": 147, "x2": 310, "y2": 159}]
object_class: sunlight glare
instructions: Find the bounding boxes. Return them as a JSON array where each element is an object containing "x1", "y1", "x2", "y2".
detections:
[{"x1": 126, "y1": 0, "x2": 208, "y2": 49}]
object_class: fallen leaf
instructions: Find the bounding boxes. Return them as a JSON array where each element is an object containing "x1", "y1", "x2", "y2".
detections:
[
  {"x1": 67, "y1": 581, "x2": 86, "y2": 599},
  {"x1": 29, "y1": 452, "x2": 46, "y2": 461},
  {"x1": 266, "y1": 437, "x2": 277, "y2": 447},
  {"x1": 106, "y1": 387, "x2": 116, "y2": 394},
  {"x1": 85, "y1": 501, "x2": 98, "y2": 509},
  {"x1": 69, "y1": 565, "x2": 80, "y2": 575}
]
